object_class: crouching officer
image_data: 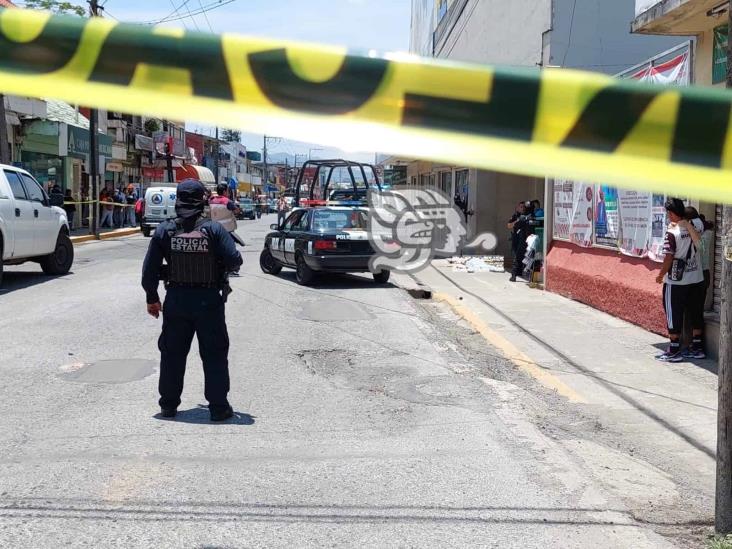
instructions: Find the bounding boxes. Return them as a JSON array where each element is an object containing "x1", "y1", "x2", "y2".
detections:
[{"x1": 141, "y1": 179, "x2": 243, "y2": 422}]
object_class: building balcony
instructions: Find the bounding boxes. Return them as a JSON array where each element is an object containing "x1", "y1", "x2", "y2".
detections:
[{"x1": 632, "y1": 0, "x2": 726, "y2": 35}]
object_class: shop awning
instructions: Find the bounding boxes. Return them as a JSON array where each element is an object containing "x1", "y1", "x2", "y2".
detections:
[{"x1": 176, "y1": 164, "x2": 215, "y2": 184}]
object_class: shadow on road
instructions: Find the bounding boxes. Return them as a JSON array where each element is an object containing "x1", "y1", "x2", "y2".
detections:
[
  {"x1": 275, "y1": 270, "x2": 397, "y2": 290},
  {"x1": 0, "y1": 271, "x2": 72, "y2": 294},
  {"x1": 154, "y1": 404, "x2": 255, "y2": 426}
]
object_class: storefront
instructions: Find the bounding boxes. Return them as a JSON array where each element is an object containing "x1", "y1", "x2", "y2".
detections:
[{"x1": 20, "y1": 120, "x2": 64, "y2": 191}]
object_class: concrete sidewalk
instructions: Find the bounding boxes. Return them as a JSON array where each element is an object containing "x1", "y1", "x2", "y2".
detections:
[{"x1": 396, "y1": 261, "x2": 718, "y2": 524}]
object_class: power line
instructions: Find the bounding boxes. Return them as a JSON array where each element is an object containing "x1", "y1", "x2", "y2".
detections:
[
  {"x1": 169, "y1": 0, "x2": 189, "y2": 29},
  {"x1": 140, "y1": 0, "x2": 235, "y2": 25},
  {"x1": 197, "y1": 0, "x2": 214, "y2": 32},
  {"x1": 561, "y1": 0, "x2": 578, "y2": 68},
  {"x1": 184, "y1": 1, "x2": 201, "y2": 31}
]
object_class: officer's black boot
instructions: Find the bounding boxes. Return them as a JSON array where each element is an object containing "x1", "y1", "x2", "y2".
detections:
[{"x1": 210, "y1": 405, "x2": 234, "y2": 422}]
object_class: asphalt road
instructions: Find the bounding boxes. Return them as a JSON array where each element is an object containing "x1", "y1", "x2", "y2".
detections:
[{"x1": 0, "y1": 216, "x2": 682, "y2": 548}]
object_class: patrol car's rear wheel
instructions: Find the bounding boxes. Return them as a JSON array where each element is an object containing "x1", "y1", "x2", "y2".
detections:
[
  {"x1": 373, "y1": 270, "x2": 391, "y2": 284},
  {"x1": 259, "y1": 248, "x2": 282, "y2": 275},
  {"x1": 295, "y1": 253, "x2": 315, "y2": 286},
  {"x1": 40, "y1": 232, "x2": 74, "y2": 276}
]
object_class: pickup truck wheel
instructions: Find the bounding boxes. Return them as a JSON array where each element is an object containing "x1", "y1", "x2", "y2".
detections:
[
  {"x1": 40, "y1": 232, "x2": 74, "y2": 275},
  {"x1": 0, "y1": 244, "x2": 4, "y2": 289},
  {"x1": 141, "y1": 226, "x2": 151, "y2": 237},
  {"x1": 259, "y1": 248, "x2": 282, "y2": 275},
  {"x1": 295, "y1": 253, "x2": 315, "y2": 286},
  {"x1": 373, "y1": 270, "x2": 391, "y2": 284}
]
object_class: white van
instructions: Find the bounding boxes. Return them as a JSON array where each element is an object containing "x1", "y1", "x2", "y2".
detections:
[{"x1": 140, "y1": 184, "x2": 177, "y2": 237}]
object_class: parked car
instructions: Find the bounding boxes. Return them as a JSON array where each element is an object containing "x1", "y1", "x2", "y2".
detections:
[
  {"x1": 259, "y1": 206, "x2": 390, "y2": 286},
  {"x1": 237, "y1": 198, "x2": 256, "y2": 220},
  {"x1": 0, "y1": 164, "x2": 73, "y2": 287},
  {"x1": 140, "y1": 184, "x2": 177, "y2": 237}
]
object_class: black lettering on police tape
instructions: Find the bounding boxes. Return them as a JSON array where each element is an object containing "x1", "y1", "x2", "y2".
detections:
[
  {"x1": 248, "y1": 49, "x2": 389, "y2": 114},
  {"x1": 672, "y1": 95, "x2": 730, "y2": 168},
  {"x1": 88, "y1": 24, "x2": 232, "y2": 100},
  {"x1": 401, "y1": 71, "x2": 540, "y2": 141},
  {"x1": 0, "y1": 11, "x2": 83, "y2": 74},
  {"x1": 561, "y1": 85, "x2": 657, "y2": 153}
]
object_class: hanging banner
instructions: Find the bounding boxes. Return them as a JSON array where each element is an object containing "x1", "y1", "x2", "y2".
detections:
[
  {"x1": 553, "y1": 179, "x2": 573, "y2": 240},
  {"x1": 594, "y1": 185, "x2": 619, "y2": 247},
  {"x1": 569, "y1": 183, "x2": 594, "y2": 248}
]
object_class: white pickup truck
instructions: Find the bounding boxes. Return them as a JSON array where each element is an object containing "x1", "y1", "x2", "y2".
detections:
[{"x1": 0, "y1": 164, "x2": 73, "y2": 287}]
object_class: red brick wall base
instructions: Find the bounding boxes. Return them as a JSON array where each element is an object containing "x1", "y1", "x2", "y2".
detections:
[{"x1": 545, "y1": 241, "x2": 666, "y2": 335}]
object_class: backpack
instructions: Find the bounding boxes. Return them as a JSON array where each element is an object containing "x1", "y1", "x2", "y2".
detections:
[{"x1": 135, "y1": 197, "x2": 144, "y2": 216}]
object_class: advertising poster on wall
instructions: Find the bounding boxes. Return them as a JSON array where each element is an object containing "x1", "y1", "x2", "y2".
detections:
[
  {"x1": 595, "y1": 185, "x2": 619, "y2": 247},
  {"x1": 648, "y1": 194, "x2": 668, "y2": 262},
  {"x1": 569, "y1": 182, "x2": 594, "y2": 248},
  {"x1": 553, "y1": 179, "x2": 573, "y2": 240},
  {"x1": 618, "y1": 190, "x2": 653, "y2": 257}
]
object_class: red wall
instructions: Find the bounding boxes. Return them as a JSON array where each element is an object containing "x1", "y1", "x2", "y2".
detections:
[
  {"x1": 545, "y1": 240, "x2": 667, "y2": 335},
  {"x1": 185, "y1": 132, "x2": 204, "y2": 165}
]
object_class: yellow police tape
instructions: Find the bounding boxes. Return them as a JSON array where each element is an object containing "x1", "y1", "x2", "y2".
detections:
[{"x1": 0, "y1": 9, "x2": 730, "y2": 201}]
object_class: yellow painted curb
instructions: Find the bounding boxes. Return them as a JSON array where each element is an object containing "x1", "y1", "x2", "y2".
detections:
[
  {"x1": 433, "y1": 291, "x2": 587, "y2": 404},
  {"x1": 71, "y1": 228, "x2": 140, "y2": 245},
  {"x1": 99, "y1": 228, "x2": 139, "y2": 240}
]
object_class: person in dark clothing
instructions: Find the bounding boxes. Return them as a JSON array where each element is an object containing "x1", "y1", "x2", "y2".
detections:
[
  {"x1": 49, "y1": 184, "x2": 64, "y2": 207},
  {"x1": 62, "y1": 189, "x2": 76, "y2": 228},
  {"x1": 141, "y1": 179, "x2": 243, "y2": 422},
  {"x1": 507, "y1": 201, "x2": 534, "y2": 282}
]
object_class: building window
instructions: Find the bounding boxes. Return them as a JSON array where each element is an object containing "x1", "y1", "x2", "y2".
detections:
[
  {"x1": 419, "y1": 174, "x2": 429, "y2": 187},
  {"x1": 714, "y1": 25, "x2": 728, "y2": 85},
  {"x1": 411, "y1": 176, "x2": 417, "y2": 186},
  {"x1": 455, "y1": 169, "x2": 469, "y2": 202}
]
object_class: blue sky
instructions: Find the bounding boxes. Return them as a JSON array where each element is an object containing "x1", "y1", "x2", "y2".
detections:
[{"x1": 105, "y1": 0, "x2": 412, "y2": 162}]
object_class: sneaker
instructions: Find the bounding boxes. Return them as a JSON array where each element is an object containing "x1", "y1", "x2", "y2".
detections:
[
  {"x1": 509, "y1": 275, "x2": 517, "y2": 282},
  {"x1": 210, "y1": 406, "x2": 234, "y2": 422},
  {"x1": 160, "y1": 407, "x2": 177, "y2": 418},
  {"x1": 689, "y1": 349, "x2": 707, "y2": 360},
  {"x1": 656, "y1": 350, "x2": 684, "y2": 362}
]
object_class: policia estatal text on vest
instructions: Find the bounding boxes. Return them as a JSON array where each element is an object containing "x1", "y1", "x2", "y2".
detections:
[{"x1": 142, "y1": 179, "x2": 243, "y2": 422}]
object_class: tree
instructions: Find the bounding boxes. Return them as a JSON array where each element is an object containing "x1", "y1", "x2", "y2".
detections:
[
  {"x1": 23, "y1": 1, "x2": 86, "y2": 17},
  {"x1": 221, "y1": 129, "x2": 241, "y2": 143},
  {"x1": 144, "y1": 119, "x2": 161, "y2": 135}
]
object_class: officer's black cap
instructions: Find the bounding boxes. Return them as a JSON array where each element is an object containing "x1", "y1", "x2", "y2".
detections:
[{"x1": 175, "y1": 179, "x2": 206, "y2": 219}]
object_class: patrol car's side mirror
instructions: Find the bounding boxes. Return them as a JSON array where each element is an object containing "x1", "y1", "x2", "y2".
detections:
[{"x1": 270, "y1": 223, "x2": 279, "y2": 231}]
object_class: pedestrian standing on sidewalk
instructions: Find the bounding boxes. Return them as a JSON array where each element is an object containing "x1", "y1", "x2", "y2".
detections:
[
  {"x1": 63, "y1": 189, "x2": 76, "y2": 229},
  {"x1": 655, "y1": 198, "x2": 704, "y2": 362},
  {"x1": 113, "y1": 187, "x2": 125, "y2": 228},
  {"x1": 99, "y1": 188, "x2": 113, "y2": 228},
  {"x1": 141, "y1": 179, "x2": 243, "y2": 422},
  {"x1": 507, "y1": 201, "x2": 534, "y2": 282},
  {"x1": 125, "y1": 185, "x2": 138, "y2": 227},
  {"x1": 683, "y1": 206, "x2": 707, "y2": 359}
]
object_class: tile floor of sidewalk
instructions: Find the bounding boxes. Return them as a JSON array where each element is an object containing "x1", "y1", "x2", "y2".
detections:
[{"x1": 399, "y1": 262, "x2": 718, "y2": 498}]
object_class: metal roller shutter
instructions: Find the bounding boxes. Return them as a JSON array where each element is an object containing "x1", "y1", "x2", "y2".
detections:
[{"x1": 714, "y1": 204, "x2": 723, "y2": 313}]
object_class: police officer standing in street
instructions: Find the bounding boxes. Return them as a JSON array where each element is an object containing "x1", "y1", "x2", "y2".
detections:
[{"x1": 142, "y1": 179, "x2": 243, "y2": 421}]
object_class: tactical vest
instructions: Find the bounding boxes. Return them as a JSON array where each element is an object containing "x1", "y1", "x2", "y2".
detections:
[
  {"x1": 167, "y1": 219, "x2": 220, "y2": 287},
  {"x1": 209, "y1": 198, "x2": 238, "y2": 233}
]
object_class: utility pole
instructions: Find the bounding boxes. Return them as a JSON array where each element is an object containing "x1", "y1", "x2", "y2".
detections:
[
  {"x1": 88, "y1": 0, "x2": 101, "y2": 237},
  {"x1": 717, "y1": 0, "x2": 732, "y2": 534},
  {"x1": 214, "y1": 126, "x2": 220, "y2": 185},
  {"x1": 263, "y1": 134, "x2": 268, "y2": 190},
  {"x1": 0, "y1": 95, "x2": 10, "y2": 165}
]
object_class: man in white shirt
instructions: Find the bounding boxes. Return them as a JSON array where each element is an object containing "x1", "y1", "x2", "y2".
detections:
[{"x1": 655, "y1": 198, "x2": 704, "y2": 362}]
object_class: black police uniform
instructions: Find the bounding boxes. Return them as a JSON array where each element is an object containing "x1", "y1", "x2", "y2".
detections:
[{"x1": 142, "y1": 186, "x2": 242, "y2": 419}]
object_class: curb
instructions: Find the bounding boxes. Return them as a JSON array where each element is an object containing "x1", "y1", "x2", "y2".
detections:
[{"x1": 71, "y1": 228, "x2": 140, "y2": 245}]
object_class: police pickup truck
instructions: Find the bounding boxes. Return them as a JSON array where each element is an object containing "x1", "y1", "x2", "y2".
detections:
[
  {"x1": 259, "y1": 206, "x2": 390, "y2": 286},
  {"x1": 0, "y1": 165, "x2": 73, "y2": 287}
]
